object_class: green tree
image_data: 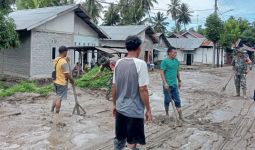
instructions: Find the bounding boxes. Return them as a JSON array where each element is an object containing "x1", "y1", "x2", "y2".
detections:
[
  {"x1": 16, "y1": 0, "x2": 74, "y2": 9},
  {"x1": 238, "y1": 17, "x2": 249, "y2": 33},
  {"x1": 82, "y1": 0, "x2": 102, "y2": 24},
  {"x1": 139, "y1": 0, "x2": 158, "y2": 23},
  {"x1": 118, "y1": 0, "x2": 157, "y2": 25},
  {"x1": 220, "y1": 17, "x2": 249, "y2": 50},
  {"x1": 196, "y1": 25, "x2": 205, "y2": 35},
  {"x1": 241, "y1": 23, "x2": 255, "y2": 47},
  {"x1": 205, "y1": 13, "x2": 224, "y2": 67},
  {"x1": 177, "y1": 3, "x2": 192, "y2": 29},
  {"x1": 0, "y1": 0, "x2": 20, "y2": 74},
  {"x1": 0, "y1": 0, "x2": 19, "y2": 50},
  {"x1": 167, "y1": 0, "x2": 181, "y2": 32},
  {"x1": 103, "y1": 3, "x2": 120, "y2": 25},
  {"x1": 151, "y1": 12, "x2": 169, "y2": 33},
  {"x1": 223, "y1": 17, "x2": 241, "y2": 47}
]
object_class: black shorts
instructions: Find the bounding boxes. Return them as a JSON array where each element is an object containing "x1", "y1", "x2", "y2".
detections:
[{"x1": 115, "y1": 111, "x2": 145, "y2": 145}]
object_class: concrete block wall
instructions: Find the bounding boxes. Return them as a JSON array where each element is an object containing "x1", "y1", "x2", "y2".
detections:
[
  {"x1": 0, "y1": 31, "x2": 31, "y2": 78},
  {"x1": 30, "y1": 30, "x2": 73, "y2": 78}
]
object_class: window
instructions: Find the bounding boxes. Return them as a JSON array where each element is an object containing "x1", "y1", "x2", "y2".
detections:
[
  {"x1": 52, "y1": 47, "x2": 56, "y2": 59},
  {"x1": 74, "y1": 51, "x2": 76, "y2": 64}
]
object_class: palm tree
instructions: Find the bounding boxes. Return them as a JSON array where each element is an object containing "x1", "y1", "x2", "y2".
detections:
[
  {"x1": 167, "y1": 0, "x2": 181, "y2": 31},
  {"x1": 82, "y1": 0, "x2": 103, "y2": 24},
  {"x1": 103, "y1": 3, "x2": 120, "y2": 25},
  {"x1": 139, "y1": 0, "x2": 158, "y2": 11},
  {"x1": 151, "y1": 12, "x2": 169, "y2": 33},
  {"x1": 139, "y1": 0, "x2": 158, "y2": 23},
  {"x1": 177, "y1": 3, "x2": 192, "y2": 29}
]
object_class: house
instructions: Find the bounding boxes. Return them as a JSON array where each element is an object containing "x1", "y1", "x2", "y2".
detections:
[
  {"x1": 167, "y1": 31, "x2": 224, "y2": 65},
  {"x1": 100, "y1": 25, "x2": 158, "y2": 62},
  {"x1": 0, "y1": 4, "x2": 109, "y2": 78},
  {"x1": 153, "y1": 33, "x2": 172, "y2": 67},
  {"x1": 182, "y1": 31, "x2": 205, "y2": 38},
  {"x1": 168, "y1": 33, "x2": 186, "y2": 38},
  {"x1": 225, "y1": 39, "x2": 255, "y2": 64}
]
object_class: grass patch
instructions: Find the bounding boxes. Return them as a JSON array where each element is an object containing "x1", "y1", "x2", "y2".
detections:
[
  {"x1": 76, "y1": 66, "x2": 111, "y2": 89},
  {"x1": 0, "y1": 81, "x2": 53, "y2": 97}
]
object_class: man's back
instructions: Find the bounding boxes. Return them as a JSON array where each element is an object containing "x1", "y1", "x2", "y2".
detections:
[
  {"x1": 113, "y1": 58, "x2": 149, "y2": 119},
  {"x1": 53, "y1": 57, "x2": 69, "y2": 85}
]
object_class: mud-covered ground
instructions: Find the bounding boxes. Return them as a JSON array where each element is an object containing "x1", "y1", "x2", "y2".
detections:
[{"x1": 0, "y1": 66, "x2": 255, "y2": 150}]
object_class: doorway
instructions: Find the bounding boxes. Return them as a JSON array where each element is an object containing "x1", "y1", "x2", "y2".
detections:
[
  {"x1": 144, "y1": 51, "x2": 149, "y2": 62},
  {"x1": 186, "y1": 54, "x2": 193, "y2": 65}
]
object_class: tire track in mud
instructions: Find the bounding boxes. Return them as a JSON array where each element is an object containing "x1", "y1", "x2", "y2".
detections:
[
  {"x1": 90, "y1": 89, "x2": 230, "y2": 150},
  {"x1": 218, "y1": 101, "x2": 255, "y2": 150}
]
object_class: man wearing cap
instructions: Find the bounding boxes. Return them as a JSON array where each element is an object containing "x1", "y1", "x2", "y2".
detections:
[
  {"x1": 52, "y1": 46, "x2": 74, "y2": 113},
  {"x1": 232, "y1": 49, "x2": 248, "y2": 98}
]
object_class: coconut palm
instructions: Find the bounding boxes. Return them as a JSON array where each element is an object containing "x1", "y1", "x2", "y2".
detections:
[
  {"x1": 139, "y1": 0, "x2": 158, "y2": 11},
  {"x1": 82, "y1": 0, "x2": 103, "y2": 24},
  {"x1": 151, "y1": 12, "x2": 169, "y2": 33},
  {"x1": 103, "y1": 3, "x2": 120, "y2": 25},
  {"x1": 167, "y1": 0, "x2": 181, "y2": 31},
  {"x1": 177, "y1": 3, "x2": 192, "y2": 29}
]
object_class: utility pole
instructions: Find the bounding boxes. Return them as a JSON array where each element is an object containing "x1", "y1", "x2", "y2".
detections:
[
  {"x1": 214, "y1": 0, "x2": 218, "y2": 14},
  {"x1": 196, "y1": 15, "x2": 199, "y2": 31}
]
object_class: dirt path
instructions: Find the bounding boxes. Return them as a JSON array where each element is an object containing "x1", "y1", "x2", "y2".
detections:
[{"x1": 0, "y1": 66, "x2": 255, "y2": 150}]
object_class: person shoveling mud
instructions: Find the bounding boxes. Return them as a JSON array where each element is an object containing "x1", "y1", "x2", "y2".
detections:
[
  {"x1": 112, "y1": 36, "x2": 152, "y2": 150},
  {"x1": 160, "y1": 48, "x2": 186, "y2": 123},
  {"x1": 51, "y1": 46, "x2": 74, "y2": 113},
  {"x1": 93, "y1": 57, "x2": 116, "y2": 100}
]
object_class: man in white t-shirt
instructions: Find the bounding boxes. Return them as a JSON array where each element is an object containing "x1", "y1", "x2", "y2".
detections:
[{"x1": 112, "y1": 36, "x2": 152, "y2": 150}]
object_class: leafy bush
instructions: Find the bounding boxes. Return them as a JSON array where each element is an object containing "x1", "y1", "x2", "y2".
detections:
[
  {"x1": 0, "y1": 81, "x2": 53, "y2": 97},
  {"x1": 76, "y1": 66, "x2": 111, "y2": 89}
]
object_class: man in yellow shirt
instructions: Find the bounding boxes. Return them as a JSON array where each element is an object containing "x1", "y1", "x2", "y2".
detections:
[{"x1": 52, "y1": 46, "x2": 74, "y2": 113}]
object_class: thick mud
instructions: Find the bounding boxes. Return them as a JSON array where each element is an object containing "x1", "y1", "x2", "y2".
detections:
[{"x1": 1, "y1": 66, "x2": 255, "y2": 150}]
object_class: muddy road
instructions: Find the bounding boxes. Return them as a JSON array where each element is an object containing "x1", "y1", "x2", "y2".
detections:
[{"x1": 0, "y1": 66, "x2": 255, "y2": 150}]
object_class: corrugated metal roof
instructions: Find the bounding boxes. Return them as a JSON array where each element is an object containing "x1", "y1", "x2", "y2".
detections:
[
  {"x1": 182, "y1": 31, "x2": 205, "y2": 38},
  {"x1": 242, "y1": 44, "x2": 255, "y2": 52},
  {"x1": 201, "y1": 40, "x2": 213, "y2": 47},
  {"x1": 100, "y1": 25, "x2": 152, "y2": 41},
  {"x1": 154, "y1": 47, "x2": 167, "y2": 52},
  {"x1": 9, "y1": 4, "x2": 109, "y2": 38},
  {"x1": 167, "y1": 38, "x2": 205, "y2": 50},
  {"x1": 169, "y1": 33, "x2": 186, "y2": 38},
  {"x1": 9, "y1": 5, "x2": 76, "y2": 30}
]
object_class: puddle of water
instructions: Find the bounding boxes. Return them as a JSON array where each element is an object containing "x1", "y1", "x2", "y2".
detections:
[{"x1": 206, "y1": 100, "x2": 243, "y2": 123}]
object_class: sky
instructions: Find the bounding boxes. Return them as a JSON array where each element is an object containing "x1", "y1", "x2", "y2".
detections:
[{"x1": 77, "y1": 0, "x2": 255, "y2": 30}]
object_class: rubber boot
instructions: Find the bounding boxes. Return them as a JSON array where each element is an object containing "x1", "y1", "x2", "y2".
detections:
[
  {"x1": 243, "y1": 89, "x2": 247, "y2": 99},
  {"x1": 165, "y1": 106, "x2": 169, "y2": 116},
  {"x1": 235, "y1": 87, "x2": 240, "y2": 97}
]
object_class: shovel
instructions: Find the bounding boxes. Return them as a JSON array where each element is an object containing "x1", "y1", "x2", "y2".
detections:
[
  {"x1": 221, "y1": 72, "x2": 234, "y2": 92},
  {"x1": 166, "y1": 89, "x2": 182, "y2": 127}
]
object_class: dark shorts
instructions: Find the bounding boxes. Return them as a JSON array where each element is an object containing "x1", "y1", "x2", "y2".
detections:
[
  {"x1": 163, "y1": 85, "x2": 181, "y2": 108},
  {"x1": 54, "y1": 83, "x2": 68, "y2": 101},
  {"x1": 115, "y1": 111, "x2": 145, "y2": 146}
]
